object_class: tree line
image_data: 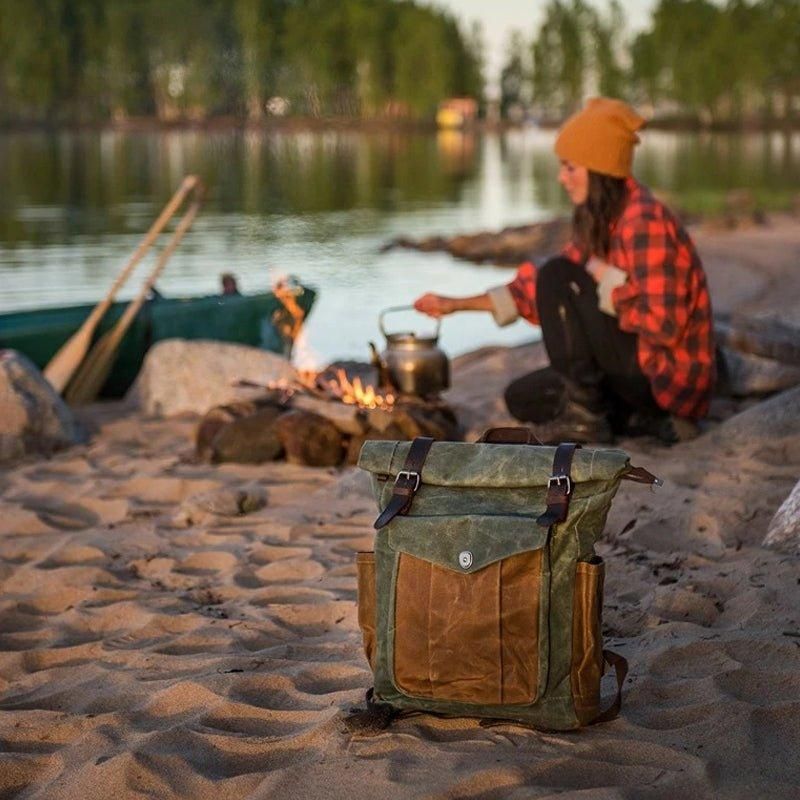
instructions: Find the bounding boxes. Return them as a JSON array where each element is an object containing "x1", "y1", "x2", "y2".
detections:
[
  {"x1": 0, "y1": 0, "x2": 483, "y2": 124},
  {"x1": 502, "y1": 0, "x2": 800, "y2": 126},
  {"x1": 1, "y1": 0, "x2": 797, "y2": 127}
]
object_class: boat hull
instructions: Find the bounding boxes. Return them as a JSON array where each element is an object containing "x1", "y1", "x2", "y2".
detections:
[{"x1": 0, "y1": 288, "x2": 315, "y2": 398}]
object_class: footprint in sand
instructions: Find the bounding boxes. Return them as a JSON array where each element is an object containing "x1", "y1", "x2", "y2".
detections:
[
  {"x1": 229, "y1": 674, "x2": 328, "y2": 712},
  {"x1": 17, "y1": 495, "x2": 99, "y2": 531}
]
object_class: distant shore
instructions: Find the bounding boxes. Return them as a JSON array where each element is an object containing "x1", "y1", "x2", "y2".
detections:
[{"x1": 3, "y1": 114, "x2": 800, "y2": 135}]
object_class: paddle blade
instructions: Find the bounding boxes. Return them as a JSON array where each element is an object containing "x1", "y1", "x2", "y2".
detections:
[
  {"x1": 63, "y1": 331, "x2": 120, "y2": 405},
  {"x1": 43, "y1": 326, "x2": 95, "y2": 394}
]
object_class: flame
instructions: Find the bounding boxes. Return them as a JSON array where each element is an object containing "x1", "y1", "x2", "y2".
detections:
[
  {"x1": 265, "y1": 368, "x2": 394, "y2": 410},
  {"x1": 328, "y1": 368, "x2": 395, "y2": 410}
]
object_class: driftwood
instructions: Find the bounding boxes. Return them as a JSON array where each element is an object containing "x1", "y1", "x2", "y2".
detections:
[
  {"x1": 381, "y1": 218, "x2": 572, "y2": 266},
  {"x1": 715, "y1": 315, "x2": 800, "y2": 366}
]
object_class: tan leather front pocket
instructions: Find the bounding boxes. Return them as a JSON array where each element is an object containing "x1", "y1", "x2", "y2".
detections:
[
  {"x1": 356, "y1": 552, "x2": 377, "y2": 668},
  {"x1": 571, "y1": 557, "x2": 605, "y2": 724},
  {"x1": 393, "y1": 550, "x2": 542, "y2": 705}
]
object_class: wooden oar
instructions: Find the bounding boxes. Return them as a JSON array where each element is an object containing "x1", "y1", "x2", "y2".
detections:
[
  {"x1": 44, "y1": 175, "x2": 200, "y2": 393},
  {"x1": 65, "y1": 184, "x2": 205, "y2": 405}
]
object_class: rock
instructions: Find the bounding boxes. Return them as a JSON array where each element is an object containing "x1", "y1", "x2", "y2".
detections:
[
  {"x1": 763, "y1": 479, "x2": 800, "y2": 554},
  {"x1": 200, "y1": 403, "x2": 285, "y2": 464},
  {"x1": 717, "y1": 347, "x2": 800, "y2": 396},
  {"x1": 0, "y1": 350, "x2": 84, "y2": 462},
  {"x1": 275, "y1": 409, "x2": 344, "y2": 467},
  {"x1": 705, "y1": 385, "x2": 800, "y2": 447},
  {"x1": 344, "y1": 425, "x2": 407, "y2": 466},
  {"x1": 174, "y1": 485, "x2": 268, "y2": 527},
  {"x1": 130, "y1": 340, "x2": 296, "y2": 417},
  {"x1": 382, "y1": 219, "x2": 571, "y2": 266}
]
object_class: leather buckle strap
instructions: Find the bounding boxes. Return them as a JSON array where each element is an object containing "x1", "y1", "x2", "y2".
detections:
[
  {"x1": 536, "y1": 442, "x2": 581, "y2": 528},
  {"x1": 373, "y1": 437, "x2": 434, "y2": 530},
  {"x1": 589, "y1": 649, "x2": 629, "y2": 725},
  {"x1": 622, "y1": 465, "x2": 662, "y2": 486}
]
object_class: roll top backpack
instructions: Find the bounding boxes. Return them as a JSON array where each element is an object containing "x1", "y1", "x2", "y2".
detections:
[{"x1": 348, "y1": 428, "x2": 659, "y2": 733}]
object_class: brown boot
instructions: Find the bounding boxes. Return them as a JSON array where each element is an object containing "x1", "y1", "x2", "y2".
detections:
[{"x1": 530, "y1": 398, "x2": 614, "y2": 445}]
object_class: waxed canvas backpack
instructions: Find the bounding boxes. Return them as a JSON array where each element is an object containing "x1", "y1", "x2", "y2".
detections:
[{"x1": 349, "y1": 428, "x2": 659, "y2": 732}]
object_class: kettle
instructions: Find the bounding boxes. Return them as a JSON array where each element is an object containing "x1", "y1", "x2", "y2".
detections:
[{"x1": 370, "y1": 305, "x2": 450, "y2": 397}]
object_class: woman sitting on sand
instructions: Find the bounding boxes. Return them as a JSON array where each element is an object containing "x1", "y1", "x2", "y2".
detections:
[{"x1": 414, "y1": 97, "x2": 715, "y2": 444}]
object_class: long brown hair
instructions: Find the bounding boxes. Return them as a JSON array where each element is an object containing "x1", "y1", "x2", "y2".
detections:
[{"x1": 573, "y1": 171, "x2": 629, "y2": 258}]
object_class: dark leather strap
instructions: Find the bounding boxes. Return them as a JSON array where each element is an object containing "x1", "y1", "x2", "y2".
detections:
[
  {"x1": 477, "y1": 426, "x2": 542, "y2": 445},
  {"x1": 373, "y1": 436, "x2": 434, "y2": 530},
  {"x1": 536, "y1": 442, "x2": 581, "y2": 528},
  {"x1": 622, "y1": 465, "x2": 662, "y2": 486},
  {"x1": 589, "y1": 649, "x2": 629, "y2": 725}
]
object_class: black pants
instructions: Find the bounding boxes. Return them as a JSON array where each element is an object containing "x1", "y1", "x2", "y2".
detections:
[{"x1": 505, "y1": 257, "x2": 662, "y2": 426}]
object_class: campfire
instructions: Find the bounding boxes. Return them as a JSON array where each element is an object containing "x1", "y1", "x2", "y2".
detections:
[
  {"x1": 197, "y1": 362, "x2": 460, "y2": 468},
  {"x1": 194, "y1": 279, "x2": 460, "y2": 467}
]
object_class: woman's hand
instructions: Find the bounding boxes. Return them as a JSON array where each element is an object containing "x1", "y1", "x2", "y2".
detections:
[{"x1": 413, "y1": 293, "x2": 455, "y2": 318}]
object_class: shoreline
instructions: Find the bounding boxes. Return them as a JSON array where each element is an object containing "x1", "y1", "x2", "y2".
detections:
[{"x1": 3, "y1": 115, "x2": 800, "y2": 135}]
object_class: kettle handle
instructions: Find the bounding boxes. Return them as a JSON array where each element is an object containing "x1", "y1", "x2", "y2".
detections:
[{"x1": 379, "y1": 305, "x2": 442, "y2": 339}]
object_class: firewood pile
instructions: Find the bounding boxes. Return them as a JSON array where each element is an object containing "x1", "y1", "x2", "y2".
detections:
[{"x1": 194, "y1": 362, "x2": 461, "y2": 467}]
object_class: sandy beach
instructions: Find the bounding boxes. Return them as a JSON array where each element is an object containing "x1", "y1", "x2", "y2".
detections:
[{"x1": 1, "y1": 218, "x2": 799, "y2": 799}]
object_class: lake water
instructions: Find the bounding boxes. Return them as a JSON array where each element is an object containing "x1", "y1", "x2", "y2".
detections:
[{"x1": 1, "y1": 128, "x2": 798, "y2": 367}]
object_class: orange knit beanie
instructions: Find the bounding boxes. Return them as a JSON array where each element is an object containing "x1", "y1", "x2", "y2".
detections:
[{"x1": 555, "y1": 97, "x2": 646, "y2": 178}]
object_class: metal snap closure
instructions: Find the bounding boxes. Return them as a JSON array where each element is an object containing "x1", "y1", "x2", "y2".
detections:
[{"x1": 458, "y1": 550, "x2": 473, "y2": 570}]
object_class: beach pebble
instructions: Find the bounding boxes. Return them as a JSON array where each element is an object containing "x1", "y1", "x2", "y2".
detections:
[
  {"x1": 174, "y1": 485, "x2": 267, "y2": 527},
  {"x1": 0, "y1": 349, "x2": 85, "y2": 462},
  {"x1": 130, "y1": 339, "x2": 296, "y2": 417},
  {"x1": 763, "y1": 479, "x2": 800, "y2": 554}
]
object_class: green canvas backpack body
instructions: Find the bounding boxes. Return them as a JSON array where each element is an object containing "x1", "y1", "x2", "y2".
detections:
[{"x1": 352, "y1": 429, "x2": 659, "y2": 732}]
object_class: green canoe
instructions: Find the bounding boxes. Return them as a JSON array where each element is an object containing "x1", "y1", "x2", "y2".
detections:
[{"x1": 0, "y1": 286, "x2": 316, "y2": 398}]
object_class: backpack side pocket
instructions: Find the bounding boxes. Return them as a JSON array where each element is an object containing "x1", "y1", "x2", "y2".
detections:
[
  {"x1": 356, "y1": 552, "x2": 377, "y2": 669},
  {"x1": 571, "y1": 556, "x2": 605, "y2": 724}
]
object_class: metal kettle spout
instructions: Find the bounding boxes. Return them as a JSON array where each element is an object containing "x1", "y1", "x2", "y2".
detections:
[{"x1": 369, "y1": 341, "x2": 392, "y2": 388}]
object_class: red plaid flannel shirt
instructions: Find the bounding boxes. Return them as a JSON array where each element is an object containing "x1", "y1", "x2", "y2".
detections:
[{"x1": 507, "y1": 178, "x2": 715, "y2": 419}]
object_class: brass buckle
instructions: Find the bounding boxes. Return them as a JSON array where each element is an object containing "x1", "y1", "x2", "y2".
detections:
[
  {"x1": 547, "y1": 474, "x2": 572, "y2": 494},
  {"x1": 395, "y1": 470, "x2": 421, "y2": 492}
]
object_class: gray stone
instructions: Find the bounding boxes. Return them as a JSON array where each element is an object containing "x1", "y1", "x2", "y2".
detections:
[
  {"x1": 718, "y1": 346, "x2": 800, "y2": 396},
  {"x1": 705, "y1": 385, "x2": 800, "y2": 446},
  {"x1": 174, "y1": 485, "x2": 268, "y2": 527},
  {"x1": 0, "y1": 350, "x2": 84, "y2": 462},
  {"x1": 129, "y1": 339, "x2": 297, "y2": 417},
  {"x1": 763, "y1": 479, "x2": 800, "y2": 554}
]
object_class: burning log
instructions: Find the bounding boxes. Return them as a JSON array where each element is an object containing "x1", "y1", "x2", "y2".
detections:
[
  {"x1": 197, "y1": 361, "x2": 461, "y2": 467},
  {"x1": 196, "y1": 399, "x2": 285, "y2": 463},
  {"x1": 275, "y1": 410, "x2": 344, "y2": 467}
]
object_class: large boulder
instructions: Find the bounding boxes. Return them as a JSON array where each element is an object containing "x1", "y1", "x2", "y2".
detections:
[
  {"x1": 763, "y1": 479, "x2": 800, "y2": 554},
  {"x1": 129, "y1": 340, "x2": 297, "y2": 417},
  {"x1": 0, "y1": 350, "x2": 84, "y2": 461}
]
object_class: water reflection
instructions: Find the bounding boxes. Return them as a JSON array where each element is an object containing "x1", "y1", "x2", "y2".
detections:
[{"x1": 0, "y1": 129, "x2": 798, "y2": 364}]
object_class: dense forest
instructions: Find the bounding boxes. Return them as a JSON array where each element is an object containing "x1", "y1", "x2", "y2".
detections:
[
  {"x1": 0, "y1": 0, "x2": 483, "y2": 124},
  {"x1": 0, "y1": 0, "x2": 798, "y2": 127},
  {"x1": 504, "y1": 0, "x2": 800, "y2": 126}
]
